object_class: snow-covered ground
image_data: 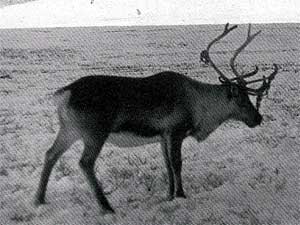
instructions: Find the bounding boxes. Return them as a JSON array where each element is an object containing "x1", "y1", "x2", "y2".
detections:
[
  {"x1": 0, "y1": 24, "x2": 299, "y2": 224},
  {"x1": 1, "y1": 0, "x2": 300, "y2": 28}
]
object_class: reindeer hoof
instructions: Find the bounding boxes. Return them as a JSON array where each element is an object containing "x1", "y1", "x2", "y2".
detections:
[
  {"x1": 166, "y1": 195, "x2": 175, "y2": 201},
  {"x1": 102, "y1": 205, "x2": 115, "y2": 215},
  {"x1": 175, "y1": 191, "x2": 186, "y2": 199},
  {"x1": 34, "y1": 197, "x2": 46, "y2": 206}
]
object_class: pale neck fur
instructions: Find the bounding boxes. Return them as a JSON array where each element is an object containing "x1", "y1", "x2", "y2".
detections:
[{"x1": 187, "y1": 79, "x2": 234, "y2": 141}]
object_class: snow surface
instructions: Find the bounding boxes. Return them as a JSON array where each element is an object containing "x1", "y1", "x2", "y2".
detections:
[
  {"x1": 1, "y1": 0, "x2": 300, "y2": 28},
  {"x1": 0, "y1": 24, "x2": 299, "y2": 225}
]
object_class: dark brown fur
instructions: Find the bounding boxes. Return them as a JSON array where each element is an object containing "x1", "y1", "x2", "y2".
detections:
[{"x1": 35, "y1": 71, "x2": 262, "y2": 213}]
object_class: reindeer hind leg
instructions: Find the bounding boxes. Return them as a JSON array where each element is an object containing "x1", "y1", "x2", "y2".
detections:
[
  {"x1": 35, "y1": 125, "x2": 77, "y2": 205},
  {"x1": 79, "y1": 131, "x2": 115, "y2": 214}
]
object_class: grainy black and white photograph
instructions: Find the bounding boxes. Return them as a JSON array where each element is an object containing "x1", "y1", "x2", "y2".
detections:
[{"x1": 0, "y1": 0, "x2": 299, "y2": 224}]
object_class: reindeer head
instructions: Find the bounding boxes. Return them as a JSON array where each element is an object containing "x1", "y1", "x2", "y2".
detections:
[{"x1": 201, "y1": 23, "x2": 278, "y2": 127}]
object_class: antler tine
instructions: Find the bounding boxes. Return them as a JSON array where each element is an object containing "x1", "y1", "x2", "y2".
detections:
[
  {"x1": 230, "y1": 24, "x2": 262, "y2": 83},
  {"x1": 200, "y1": 23, "x2": 238, "y2": 83},
  {"x1": 207, "y1": 23, "x2": 238, "y2": 50},
  {"x1": 246, "y1": 64, "x2": 279, "y2": 93},
  {"x1": 230, "y1": 65, "x2": 259, "y2": 82}
]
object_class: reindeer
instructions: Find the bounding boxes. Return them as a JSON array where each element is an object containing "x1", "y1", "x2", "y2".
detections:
[{"x1": 35, "y1": 23, "x2": 278, "y2": 214}]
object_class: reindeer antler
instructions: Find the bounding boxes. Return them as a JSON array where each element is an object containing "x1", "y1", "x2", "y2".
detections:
[
  {"x1": 201, "y1": 23, "x2": 279, "y2": 109},
  {"x1": 229, "y1": 24, "x2": 261, "y2": 85},
  {"x1": 246, "y1": 64, "x2": 279, "y2": 109},
  {"x1": 200, "y1": 23, "x2": 237, "y2": 83}
]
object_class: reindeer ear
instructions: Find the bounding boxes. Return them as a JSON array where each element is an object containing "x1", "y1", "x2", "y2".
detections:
[{"x1": 228, "y1": 85, "x2": 239, "y2": 99}]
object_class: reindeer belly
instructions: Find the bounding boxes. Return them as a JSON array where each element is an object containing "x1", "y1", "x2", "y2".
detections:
[
  {"x1": 107, "y1": 107, "x2": 183, "y2": 148},
  {"x1": 106, "y1": 132, "x2": 160, "y2": 148}
]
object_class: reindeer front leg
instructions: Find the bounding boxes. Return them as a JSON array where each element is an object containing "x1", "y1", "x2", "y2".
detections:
[
  {"x1": 163, "y1": 131, "x2": 186, "y2": 199},
  {"x1": 161, "y1": 134, "x2": 175, "y2": 200}
]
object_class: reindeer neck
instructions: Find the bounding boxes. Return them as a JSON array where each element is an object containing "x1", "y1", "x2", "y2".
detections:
[{"x1": 188, "y1": 80, "x2": 233, "y2": 138}]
